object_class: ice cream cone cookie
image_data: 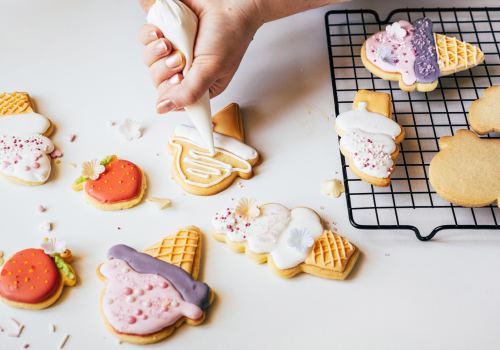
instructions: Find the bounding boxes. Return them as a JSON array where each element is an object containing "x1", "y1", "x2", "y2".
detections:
[
  {"x1": 468, "y1": 86, "x2": 500, "y2": 135},
  {"x1": 167, "y1": 103, "x2": 261, "y2": 196},
  {"x1": 334, "y1": 90, "x2": 404, "y2": 187},
  {"x1": 429, "y1": 129, "x2": 500, "y2": 207},
  {"x1": 71, "y1": 155, "x2": 147, "y2": 211},
  {"x1": 97, "y1": 226, "x2": 213, "y2": 345},
  {"x1": 0, "y1": 238, "x2": 76, "y2": 310},
  {"x1": 211, "y1": 199, "x2": 359, "y2": 280},
  {"x1": 361, "y1": 18, "x2": 484, "y2": 92},
  {"x1": 0, "y1": 92, "x2": 56, "y2": 186}
]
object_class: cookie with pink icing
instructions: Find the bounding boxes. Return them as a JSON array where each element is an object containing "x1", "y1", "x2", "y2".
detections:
[
  {"x1": 361, "y1": 18, "x2": 484, "y2": 92},
  {"x1": 97, "y1": 226, "x2": 213, "y2": 345}
]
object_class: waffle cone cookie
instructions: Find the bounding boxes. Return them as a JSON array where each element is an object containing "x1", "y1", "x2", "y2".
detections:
[
  {"x1": 97, "y1": 226, "x2": 213, "y2": 345},
  {"x1": 167, "y1": 103, "x2": 261, "y2": 196},
  {"x1": 429, "y1": 129, "x2": 500, "y2": 207},
  {"x1": 334, "y1": 90, "x2": 404, "y2": 187},
  {"x1": 71, "y1": 155, "x2": 147, "y2": 211},
  {"x1": 362, "y1": 18, "x2": 483, "y2": 92},
  {"x1": 0, "y1": 92, "x2": 56, "y2": 186},
  {"x1": 468, "y1": 86, "x2": 500, "y2": 135},
  {"x1": 212, "y1": 199, "x2": 359, "y2": 280},
  {"x1": 0, "y1": 239, "x2": 76, "y2": 310}
]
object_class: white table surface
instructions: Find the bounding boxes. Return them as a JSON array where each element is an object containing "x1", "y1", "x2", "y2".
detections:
[{"x1": 1, "y1": 0, "x2": 499, "y2": 349}]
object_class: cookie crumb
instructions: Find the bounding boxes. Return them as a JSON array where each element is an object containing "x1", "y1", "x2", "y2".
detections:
[
  {"x1": 55, "y1": 160, "x2": 61, "y2": 164},
  {"x1": 69, "y1": 163, "x2": 76, "y2": 168}
]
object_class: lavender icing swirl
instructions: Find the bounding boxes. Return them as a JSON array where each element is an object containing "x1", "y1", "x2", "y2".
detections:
[
  {"x1": 411, "y1": 18, "x2": 440, "y2": 83},
  {"x1": 107, "y1": 245, "x2": 211, "y2": 310}
]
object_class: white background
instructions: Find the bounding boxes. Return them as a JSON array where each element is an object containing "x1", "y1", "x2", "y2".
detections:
[{"x1": 1, "y1": 0, "x2": 499, "y2": 349}]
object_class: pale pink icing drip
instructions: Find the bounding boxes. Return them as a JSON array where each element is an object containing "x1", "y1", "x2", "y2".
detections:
[
  {"x1": 100, "y1": 259, "x2": 203, "y2": 335},
  {"x1": 365, "y1": 20, "x2": 416, "y2": 86}
]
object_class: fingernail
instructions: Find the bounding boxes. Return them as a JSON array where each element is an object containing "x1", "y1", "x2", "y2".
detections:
[
  {"x1": 152, "y1": 41, "x2": 167, "y2": 56},
  {"x1": 147, "y1": 30, "x2": 158, "y2": 40},
  {"x1": 157, "y1": 100, "x2": 176, "y2": 113},
  {"x1": 166, "y1": 74, "x2": 181, "y2": 88},
  {"x1": 165, "y1": 53, "x2": 181, "y2": 68}
]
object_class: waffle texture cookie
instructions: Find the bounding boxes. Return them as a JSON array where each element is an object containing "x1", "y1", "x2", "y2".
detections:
[
  {"x1": 429, "y1": 129, "x2": 500, "y2": 207},
  {"x1": 361, "y1": 18, "x2": 484, "y2": 92},
  {"x1": 97, "y1": 226, "x2": 213, "y2": 345},
  {"x1": 0, "y1": 92, "x2": 56, "y2": 186},
  {"x1": 334, "y1": 90, "x2": 404, "y2": 187},
  {"x1": 0, "y1": 238, "x2": 76, "y2": 310},
  {"x1": 211, "y1": 198, "x2": 359, "y2": 280},
  {"x1": 468, "y1": 86, "x2": 500, "y2": 135},
  {"x1": 167, "y1": 103, "x2": 261, "y2": 196},
  {"x1": 71, "y1": 155, "x2": 147, "y2": 211}
]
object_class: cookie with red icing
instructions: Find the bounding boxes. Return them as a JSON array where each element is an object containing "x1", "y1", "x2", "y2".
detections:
[
  {"x1": 0, "y1": 239, "x2": 76, "y2": 310},
  {"x1": 71, "y1": 155, "x2": 147, "y2": 211}
]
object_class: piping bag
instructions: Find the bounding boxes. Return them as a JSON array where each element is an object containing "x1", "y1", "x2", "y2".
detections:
[{"x1": 147, "y1": 0, "x2": 215, "y2": 155}]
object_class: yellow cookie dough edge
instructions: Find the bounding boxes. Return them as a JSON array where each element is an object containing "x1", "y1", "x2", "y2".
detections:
[
  {"x1": 361, "y1": 41, "x2": 438, "y2": 93},
  {"x1": 0, "y1": 264, "x2": 76, "y2": 310}
]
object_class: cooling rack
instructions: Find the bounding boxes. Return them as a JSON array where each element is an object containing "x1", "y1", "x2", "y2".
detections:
[{"x1": 325, "y1": 7, "x2": 500, "y2": 240}]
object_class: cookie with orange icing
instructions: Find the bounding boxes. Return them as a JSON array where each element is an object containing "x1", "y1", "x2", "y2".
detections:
[
  {"x1": 0, "y1": 239, "x2": 76, "y2": 310},
  {"x1": 71, "y1": 155, "x2": 147, "y2": 211}
]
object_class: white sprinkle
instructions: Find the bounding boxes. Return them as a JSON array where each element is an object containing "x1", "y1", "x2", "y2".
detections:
[
  {"x1": 39, "y1": 222, "x2": 51, "y2": 232},
  {"x1": 50, "y1": 324, "x2": 56, "y2": 332},
  {"x1": 8, "y1": 318, "x2": 20, "y2": 328},
  {"x1": 17, "y1": 325, "x2": 24, "y2": 335},
  {"x1": 117, "y1": 340, "x2": 122, "y2": 344},
  {"x1": 107, "y1": 120, "x2": 114, "y2": 126},
  {"x1": 59, "y1": 334, "x2": 70, "y2": 349}
]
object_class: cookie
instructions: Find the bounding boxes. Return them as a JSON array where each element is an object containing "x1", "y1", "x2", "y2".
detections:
[
  {"x1": 361, "y1": 18, "x2": 484, "y2": 92},
  {"x1": 71, "y1": 155, "x2": 147, "y2": 211},
  {"x1": 0, "y1": 92, "x2": 56, "y2": 185},
  {"x1": 96, "y1": 226, "x2": 213, "y2": 345},
  {"x1": 167, "y1": 103, "x2": 261, "y2": 196},
  {"x1": 334, "y1": 90, "x2": 404, "y2": 187},
  {"x1": 0, "y1": 238, "x2": 76, "y2": 310},
  {"x1": 430, "y1": 129, "x2": 500, "y2": 207},
  {"x1": 468, "y1": 86, "x2": 500, "y2": 135},
  {"x1": 212, "y1": 198, "x2": 359, "y2": 280}
]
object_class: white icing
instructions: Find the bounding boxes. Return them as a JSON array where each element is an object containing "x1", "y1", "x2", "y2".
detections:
[
  {"x1": 212, "y1": 204, "x2": 323, "y2": 269},
  {"x1": 336, "y1": 102, "x2": 399, "y2": 179},
  {"x1": 147, "y1": 0, "x2": 215, "y2": 155},
  {"x1": 0, "y1": 113, "x2": 54, "y2": 183},
  {"x1": 336, "y1": 102, "x2": 401, "y2": 139},
  {"x1": 169, "y1": 125, "x2": 258, "y2": 188}
]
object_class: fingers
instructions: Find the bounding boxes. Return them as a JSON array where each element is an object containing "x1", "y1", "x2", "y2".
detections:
[
  {"x1": 138, "y1": 24, "x2": 164, "y2": 45},
  {"x1": 137, "y1": 0, "x2": 155, "y2": 13},
  {"x1": 143, "y1": 38, "x2": 173, "y2": 67},
  {"x1": 149, "y1": 51, "x2": 186, "y2": 88}
]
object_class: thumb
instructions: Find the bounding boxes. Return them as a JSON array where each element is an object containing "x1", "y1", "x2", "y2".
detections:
[
  {"x1": 137, "y1": 0, "x2": 156, "y2": 13},
  {"x1": 156, "y1": 59, "x2": 216, "y2": 114}
]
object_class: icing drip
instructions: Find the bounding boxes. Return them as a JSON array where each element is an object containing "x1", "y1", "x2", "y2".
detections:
[
  {"x1": 337, "y1": 102, "x2": 400, "y2": 179},
  {"x1": 107, "y1": 245, "x2": 210, "y2": 310},
  {"x1": 365, "y1": 20, "x2": 417, "y2": 85},
  {"x1": 0, "y1": 113, "x2": 54, "y2": 182},
  {"x1": 411, "y1": 18, "x2": 440, "y2": 83},
  {"x1": 212, "y1": 205, "x2": 324, "y2": 269},
  {"x1": 100, "y1": 259, "x2": 202, "y2": 335},
  {"x1": 169, "y1": 124, "x2": 258, "y2": 188}
]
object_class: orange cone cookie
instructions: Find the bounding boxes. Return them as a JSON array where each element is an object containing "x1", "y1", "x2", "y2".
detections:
[
  {"x1": 71, "y1": 155, "x2": 147, "y2": 210},
  {"x1": 0, "y1": 238, "x2": 76, "y2": 310},
  {"x1": 97, "y1": 226, "x2": 213, "y2": 345}
]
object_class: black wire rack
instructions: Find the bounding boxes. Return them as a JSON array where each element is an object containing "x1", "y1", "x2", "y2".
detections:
[{"x1": 325, "y1": 7, "x2": 500, "y2": 241}]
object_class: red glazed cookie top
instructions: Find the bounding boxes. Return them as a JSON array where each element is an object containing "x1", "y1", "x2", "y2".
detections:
[
  {"x1": 0, "y1": 249, "x2": 60, "y2": 303},
  {"x1": 84, "y1": 160, "x2": 142, "y2": 204}
]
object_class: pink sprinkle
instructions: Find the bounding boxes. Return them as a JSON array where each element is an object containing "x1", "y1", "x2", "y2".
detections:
[
  {"x1": 126, "y1": 316, "x2": 136, "y2": 324},
  {"x1": 23, "y1": 345, "x2": 29, "y2": 349},
  {"x1": 386, "y1": 168, "x2": 391, "y2": 171},
  {"x1": 227, "y1": 225, "x2": 232, "y2": 229},
  {"x1": 354, "y1": 153, "x2": 357, "y2": 156},
  {"x1": 159, "y1": 282, "x2": 168, "y2": 289},
  {"x1": 23, "y1": 166, "x2": 30, "y2": 171},
  {"x1": 215, "y1": 217, "x2": 218, "y2": 220},
  {"x1": 7, "y1": 333, "x2": 19, "y2": 337},
  {"x1": 8, "y1": 318, "x2": 20, "y2": 328},
  {"x1": 0, "y1": 326, "x2": 3, "y2": 332},
  {"x1": 227, "y1": 211, "x2": 231, "y2": 215},
  {"x1": 144, "y1": 284, "x2": 152, "y2": 291},
  {"x1": 117, "y1": 227, "x2": 121, "y2": 230},
  {"x1": 50, "y1": 148, "x2": 62, "y2": 158},
  {"x1": 123, "y1": 287, "x2": 133, "y2": 295},
  {"x1": 236, "y1": 228, "x2": 239, "y2": 230},
  {"x1": 63, "y1": 134, "x2": 75, "y2": 142},
  {"x1": 135, "y1": 309, "x2": 143, "y2": 316},
  {"x1": 37, "y1": 205, "x2": 44, "y2": 212},
  {"x1": 142, "y1": 315, "x2": 148, "y2": 320}
]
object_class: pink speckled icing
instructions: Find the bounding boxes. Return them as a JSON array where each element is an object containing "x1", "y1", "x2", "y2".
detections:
[
  {"x1": 100, "y1": 259, "x2": 203, "y2": 335},
  {"x1": 365, "y1": 20, "x2": 416, "y2": 86}
]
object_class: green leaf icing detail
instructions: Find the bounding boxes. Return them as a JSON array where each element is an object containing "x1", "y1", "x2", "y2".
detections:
[
  {"x1": 74, "y1": 176, "x2": 89, "y2": 185},
  {"x1": 100, "y1": 155, "x2": 113, "y2": 166},
  {"x1": 53, "y1": 255, "x2": 74, "y2": 279}
]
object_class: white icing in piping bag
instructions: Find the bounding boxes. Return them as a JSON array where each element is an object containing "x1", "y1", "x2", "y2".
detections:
[{"x1": 147, "y1": 0, "x2": 215, "y2": 155}]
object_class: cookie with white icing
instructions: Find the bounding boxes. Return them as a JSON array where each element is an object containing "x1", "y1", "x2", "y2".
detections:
[
  {"x1": 0, "y1": 92, "x2": 56, "y2": 186},
  {"x1": 334, "y1": 90, "x2": 404, "y2": 187},
  {"x1": 0, "y1": 238, "x2": 76, "y2": 310},
  {"x1": 361, "y1": 18, "x2": 484, "y2": 92},
  {"x1": 97, "y1": 226, "x2": 214, "y2": 345},
  {"x1": 212, "y1": 199, "x2": 359, "y2": 280},
  {"x1": 167, "y1": 103, "x2": 261, "y2": 196},
  {"x1": 71, "y1": 155, "x2": 147, "y2": 211}
]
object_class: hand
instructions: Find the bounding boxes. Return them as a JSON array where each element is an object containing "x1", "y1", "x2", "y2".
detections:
[{"x1": 138, "y1": 0, "x2": 260, "y2": 113}]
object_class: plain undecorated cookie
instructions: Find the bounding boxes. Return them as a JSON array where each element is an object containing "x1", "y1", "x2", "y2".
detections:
[{"x1": 468, "y1": 86, "x2": 500, "y2": 135}]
